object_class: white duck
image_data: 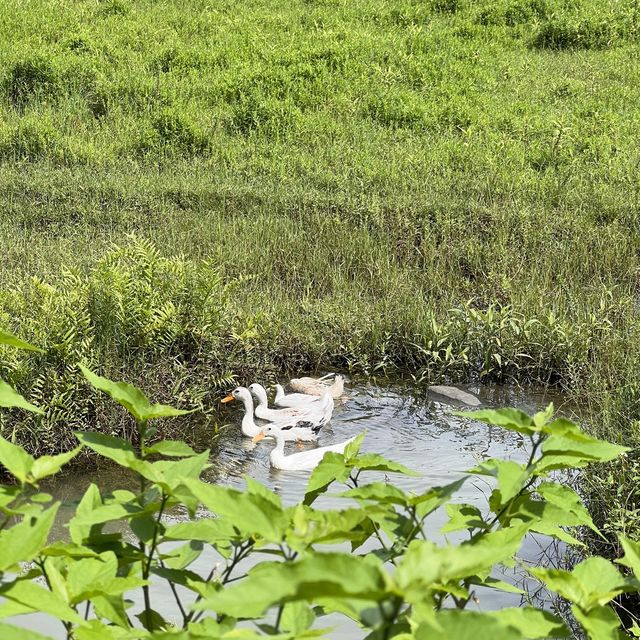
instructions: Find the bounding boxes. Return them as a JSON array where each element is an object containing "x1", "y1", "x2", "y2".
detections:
[
  {"x1": 221, "y1": 387, "x2": 322, "y2": 442},
  {"x1": 248, "y1": 383, "x2": 333, "y2": 427},
  {"x1": 274, "y1": 384, "x2": 323, "y2": 409},
  {"x1": 253, "y1": 425, "x2": 356, "y2": 471},
  {"x1": 289, "y1": 374, "x2": 344, "y2": 398}
]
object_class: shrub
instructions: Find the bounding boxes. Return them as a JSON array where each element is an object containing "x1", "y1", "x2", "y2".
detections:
[
  {"x1": 230, "y1": 91, "x2": 303, "y2": 136},
  {"x1": 0, "y1": 115, "x2": 63, "y2": 161},
  {"x1": 135, "y1": 108, "x2": 210, "y2": 155},
  {"x1": 0, "y1": 344, "x2": 635, "y2": 639},
  {"x1": 365, "y1": 90, "x2": 428, "y2": 130},
  {"x1": 533, "y1": 17, "x2": 616, "y2": 50},
  {"x1": 4, "y1": 57, "x2": 58, "y2": 106},
  {"x1": 0, "y1": 237, "x2": 244, "y2": 454}
]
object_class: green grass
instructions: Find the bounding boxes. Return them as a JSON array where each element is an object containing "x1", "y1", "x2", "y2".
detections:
[{"x1": 1, "y1": 0, "x2": 640, "y2": 547}]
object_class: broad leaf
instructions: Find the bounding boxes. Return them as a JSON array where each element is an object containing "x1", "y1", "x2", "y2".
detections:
[
  {"x1": 0, "y1": 504, "x2": 59, "y2": 570},
  {"x1": 352, "y1": 453, "x2": 418, "y2": 476},
  {"x1": 31, "y1": 447, "x2": 82, "y2": 481},
  {"x1": 338, "y1": 482, "x2": 408, "y2": 506},
  {"x1": 183, "y1": 479, "x2": 289, "y2": 542},
  {"x1": 455, "y1": 408, "x2": 536, "y2": 435},
  {"x1": 470, "y1": 459, "x2": 528, "y2": 508},
  {"x1": 304, "y1": 453, "x2": 350, "y2": 505},
  {"x1": 143, "y1": 440, "x2": 197, "y2": 457},
  {"x1": 0, "y1": 623, "x2": 53, "y2": 640},
  {"x1": 0, "y1": 579, "x2": 83, "y2": 624},
  {"x1": 0, "y1": 435, "x2": 35, "y2": 483},
  {"x1": 0, "y1": 381, "x2": 44, "y2": 415},
  {"x1": 414, "y1": 610, "x2": 522, "y2": 640},
  {"x1": 441, "y1": 503, "x2": 488, "y2": 533},
  {"x1": 75, "y1": 432, "x2": 137, "y2": 467},
  {"x1": 617, "y1": 537, "x2": 640, "y2": 577},
  {"x1": 488, "y1": 607, "x2": 569, "y2": 638},
  {"x1": 531, "y1": 557, "x2": 632, "y2": 611},
  {"x1": 571, "y1": 604, "x2": 621, "y2": 640},
  {"x1": 0, "y1": 329, "x2": 43, "y2": 352},
  {"x1": 79, "y1": 364, "x2": 194, "y2": 422},
  {"x1": 281, "y1": 601, "x2": 316, "y2": 633},
  {"x1": 196, "y1": 553, "x2": 389, "y2": 617}
]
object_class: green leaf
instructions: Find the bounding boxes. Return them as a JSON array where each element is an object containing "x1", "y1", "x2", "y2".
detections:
[
  {"x1": 281, "y1": 601, "x2": 316, "y2": 633},
  {"x1": 488, "y1": 607, "x2": 569, "y2": 638},
  {"x1": 352, "y1": 453, "x2": 418, "y2": 476},
  {"x1": 571, "y1": 604, "x2": 622, "y2": 640},
  {"x1": 536, "y1": 482, "x2": 598, "y2": 533},
  {"x1": 137, "y1": 609, "x2": 168, "y2": 632},
  {"x1": 64, "y1": 553, "x2": 147, "y2": 606},
  {"x1": 531, "y1": 557, "x2": 632, "y2": 611},
  {"x1": 0, "y1": 623, "x2": 53, "y2": 640},
  {"x1": 183, "y1": 478, "x2": 289, "y2": 542},
  {"x1": 134, "y1": 451, "x2": 210, "y2": 493},
  {"x1": 338, "y1": 482, "x2": 409, "y2": 506},
  {"x1": 143, "y1": 440, "x2": 197, "y2": 457},
  {"x1": 0, "y1": 435, "x2": 34, "y2": 483},
  {"x1": 343, "y1": 432, "x2": 365, "y2": 460},
  {"x1": 0, "y1": 504, "x2": 59, "y2": 570},
  {"x1": 196, "y1": 553, "x2": 389, "y2": 617},
  {"x1": 69, "y1": 483, "x2": 103, "y2": 545},
  {"x1": 0, "y1": 380, "x2": 44, "y2": 415},
  {"x1": 304, "y1": 452, "x2": 350, "y2": 505},
  {"x1": 441, "y1": 503, "x2": 488, "y2": 533},
  {"x1": 470, "y1": 459, "x2": 528, "y2": 508},
  {"x1": 539, "y1": 432, "x2": 629, "y2": 472},
  {"x1": 411, "y1": 478, "x2": 466, "y2": 518},
  {"x1": 415, "y1": 610, "x2": 522, "y2": 640},
  {"x1": 75, "y1": 432, "x2": 137, "y2": 467},
  {"x1": 31, "y1": 447, "x2": 82, "y2": 481},
  {"x1": 79, "y1": 364, "x2": 194, "y2": 422},
  {"x1": 161, "y1": 539, "x2": 207, "y2": 568},
  {"x1": 0, "y1": 329, "x2": 43, "y2": 352},
  {"x1": 617, "y1": 537, "x2": 640, "y2": 577},
  {"x1": 455, "y1": 408, "x2": 536, "y2": 435},
  {"x1": 245, "y1": 476, "x2": 283, "y2": 509},
  {"x1": 397, "y1": 525, "x2": 529, "y2": 599},
  {"x1": 0, "y1": 579, "x2": 83, "y2": 624},
  {"x1": 287, "y1": 505, "x2": 375, "y2": 551}
]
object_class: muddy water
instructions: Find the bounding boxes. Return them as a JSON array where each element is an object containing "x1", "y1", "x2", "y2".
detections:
[{"x1": 20, "y1": 382, "x2": 576, "y2": 637}]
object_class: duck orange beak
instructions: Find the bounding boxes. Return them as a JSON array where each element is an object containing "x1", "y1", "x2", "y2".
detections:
[
  {"x1": 221, "y1": 394, "x2": 234, "y2": 404},
  {"x1": 252, "y1": 432, "x2": 265, "y2": 443}
]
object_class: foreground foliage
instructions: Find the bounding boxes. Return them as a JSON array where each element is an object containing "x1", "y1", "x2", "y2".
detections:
[{"x1": 0, "y1": 329, "x2": 638, "y2": 639}]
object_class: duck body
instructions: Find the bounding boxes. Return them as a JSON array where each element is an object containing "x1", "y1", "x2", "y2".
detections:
[
  {"x1": 289, "y1": 374, "x2": 344, "y2": 399},
  {"x1": 249, "y1": 383, "x2": 333, "y2": 427},
  {"x1": 221, "y1": 387, "x2": 322, "y2": 442},
  {"x1": 274, "y1": 384, "x2": 322, "y2": 409},
  {"x1": 255, "y1": 426, "x2": 356, "y2": 471}
]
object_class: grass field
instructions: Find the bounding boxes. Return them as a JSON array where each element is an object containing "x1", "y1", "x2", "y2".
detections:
[{"x1": 1, "y1": 0, "x2": 640, "y2": 549}]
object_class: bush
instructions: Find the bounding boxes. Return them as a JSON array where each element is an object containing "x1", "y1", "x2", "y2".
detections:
[
  {"x1": 0, "y1": 346, "x2": 636, "y2": 639},
  {"x1": 0, "y1": 114, "x2": 63, "y2": 161},
  {"x1": 365, "y1": 90, "x2": 428, "y2": 130},
  {"x1": 4, "y1": 57, "x2": 58, "y2": 106},
  {"x1": 0, "y1": 237, "x2": 246, "y2": 454},
  {"x1": 230, "y1": 91, "x2": 303, "y2": 135},
  {"x1": 533, "y1": 17, "x2": 616, "y2": 50}
]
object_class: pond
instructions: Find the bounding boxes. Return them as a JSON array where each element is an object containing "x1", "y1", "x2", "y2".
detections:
[{"x1": 19, "y1": 380, "x2": 577, "y2": 637}]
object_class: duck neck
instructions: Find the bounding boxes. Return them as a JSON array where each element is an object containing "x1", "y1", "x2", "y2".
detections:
[
  {"x1": 274, "y1": 384, "x2": 285, "y2": 403},
  {"x1": 240, "y1": 396, "x2": 259, "y2": 437},
  {"x1": 271, "y1": 433, "x2": 286, "y2": 458},
  {"x1": 253, "y1": 387, "x2": 268, "y2": 408}
]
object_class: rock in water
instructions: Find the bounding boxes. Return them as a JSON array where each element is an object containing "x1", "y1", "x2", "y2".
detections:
[{"x1": 428, "y1": 385, "x2": 481, "y2": 406}]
